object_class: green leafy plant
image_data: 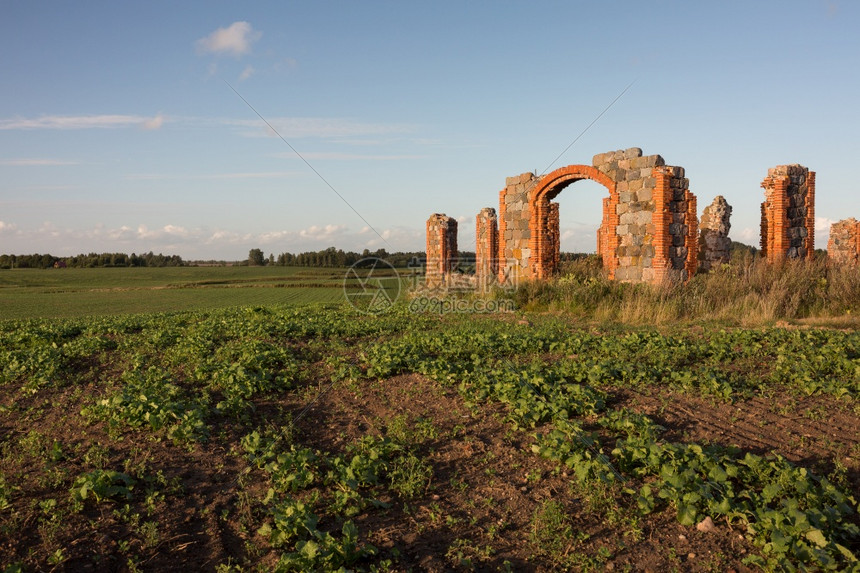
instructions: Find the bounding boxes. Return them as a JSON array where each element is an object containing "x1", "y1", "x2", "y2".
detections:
[{"x1": 70, "y1": 469, "x2": 136, "y2": 504}]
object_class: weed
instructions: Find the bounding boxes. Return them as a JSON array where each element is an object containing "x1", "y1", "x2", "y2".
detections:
[{"x1": 530, "y1": 500, "x2": 574, "y2": 565}]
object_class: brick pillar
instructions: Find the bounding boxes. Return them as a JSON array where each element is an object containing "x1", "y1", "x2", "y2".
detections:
[
  {"x1": 761, "y1": 165, "x2": 813, "y2": 262},
  {"x1": 685, "y1": 190, "x2": 698, "y2": 279},
  {"x1": 597, "y1": 196, "x2": 610, "y2": 259},
  {"x1": 425, "y1": 214, "x2": 457, "y2": 288},
  {"x1": 547, "y1": 202, "x2": 560, "y2": 274},
  {"x1": 604, "y1": 191, "x2": 620, "y2": 280},
  {"x1": 530, "y1": 196, "x2": 551, "y2": 279},
  {"x1": 772, "y1": 177, "x2": 789, "y2": 262},
  {"x1": 805, "y1": 171, "x2": 816, "y2": 254},
  {"x1": 497, "y1": 189, "x2": 507, "y2": 283},
  {"x1": 475, "y1": 207, "x2": 498, "y2": 290},
  {"x1": 652, "y1": 167, "x2": 672, "y2": 283}
]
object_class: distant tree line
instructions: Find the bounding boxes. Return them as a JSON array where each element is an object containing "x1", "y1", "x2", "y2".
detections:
[
  {"x1": 245, "y1": 247, "x2": 473, "y2": 268},
  {"x1": 0, "y1": 252, "x2": 185, "y2": 269}
]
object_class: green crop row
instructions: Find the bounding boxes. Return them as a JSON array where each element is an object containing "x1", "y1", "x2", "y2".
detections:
[{"x1": 1, "y1": 304, "x2": 858, "y2": 570}]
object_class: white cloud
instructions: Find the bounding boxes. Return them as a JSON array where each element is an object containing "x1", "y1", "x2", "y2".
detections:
[
  {"x1": 734, "y1": 227, "x2": 758, "y2": 245},
  {"x1": 299, "y1": 224, "x2": 347, "y2": 242},
  {"x1": 0, "y1": 158, "x2": 78, "y2": 166},
  {"x1": 815, "y1": 216, "x2": 837, "y2": 248},
  {"x1": 239, "y1": 65, "x2": 255, "y2": 81},
  {"x1": 141, "y1": 114, "x2": 164, "y2": 130},
  {"x1": 0, "y1": 114, "x2": 165, "y2": 130},
  {"x1": 196, "y1": 21, "x2": 261, "y2": 57},
  {"x1": 0, "y1": 221, "x2": 427, "y2": 259}
]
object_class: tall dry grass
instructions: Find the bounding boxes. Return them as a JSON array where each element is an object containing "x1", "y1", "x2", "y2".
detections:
[{"x1": 514, "y1": 253, "x2": 860, "y2": 326}]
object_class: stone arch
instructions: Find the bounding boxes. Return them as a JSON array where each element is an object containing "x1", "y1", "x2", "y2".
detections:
[
  {"x1": 495, "y1": 148, "x2": 696, "y2": 284},
  {"x1": 527, "y1": 165, "x2": 619, "y2": 279}
]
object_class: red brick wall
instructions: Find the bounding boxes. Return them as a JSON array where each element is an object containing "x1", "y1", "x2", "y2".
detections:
[
  {"x1": 425, "y1": 214, "x2": 457, "y2": 288},
  {"x1": 760, "y1": 165, "x2": 815, "y2": 262},
  {"x1": 475, "y1": 207, "x2": 498, "y2": 290}
]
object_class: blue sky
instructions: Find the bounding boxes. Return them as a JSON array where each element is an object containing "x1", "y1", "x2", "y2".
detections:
[{"x1": 1, "y1": 0, "x2": 858, "y2": 259}]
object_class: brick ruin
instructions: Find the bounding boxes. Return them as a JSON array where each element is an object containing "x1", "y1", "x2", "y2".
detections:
[
  {"x1": 760, "y1": 164, "x2": 815, "y2": 262},
  {"x1": 495, "y1": 148, "x2": 698, "y2": 284},
  {"x1": 698, "y1": 196, "x2": 733, "y2": 271},
  {"x1": 475, "y1": 207, "x2": 499, "y2": 290},
  {"x1": 827, "y1": 218, "x2": 860, "y2": 266},
  {"x1": 423, "y1": 149, "x2": 853, "y2": 287},
  {"x1": 425, "y1": 214, "x2": 457, "y2": 288}
]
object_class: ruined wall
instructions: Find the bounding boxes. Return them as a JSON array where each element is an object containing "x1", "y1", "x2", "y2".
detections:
[
  {"x1": 475, "y1": 207, "x2": 499, "y2": 290},
  {"x1": 760, "y1": 165, "x2": 815, "y2": 262},
  {"x1": 496, "y1": 148, "x2": 696, "y2": 284},
  {"x1": 698, "y1": 196, "x2": 733, "y2": 271},
  {"x1": 827, "y1": 218, "x2": 860, "y2": 266},
  {"x1": 498, "y1": 173, "x2": 538, "y2": 277},
  {"x1": 425, "y1": 214, "x2": 457, "y2": 288},
  {"x1": 429, "y1": 147, "x2": 699, "y2": 287}
]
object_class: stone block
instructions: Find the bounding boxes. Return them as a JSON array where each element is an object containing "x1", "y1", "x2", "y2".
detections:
[
  {"x1": 624, "y1": 147, "x2": 643, "y2": 159},
  {"x1": 633, "y1": 210, "x2": 652, "y2": 226},
  {"x1": 629, "y1": 178, "x2": 643, "y2": 191},
  {"x1": 638, "y1": 188, "x2": 653, "y2": 202}
]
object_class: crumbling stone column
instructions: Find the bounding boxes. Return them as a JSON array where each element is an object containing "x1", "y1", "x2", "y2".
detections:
[
  {"x1": 649, "y1": 163, "x2": 694, "y2": 283},
  {"x1": 425, "y1": 214, "x2": 457, "y2": 288},
  {"x1": 547, "y1": 202, "x2": 560, "y2": 272},
  {"x1": 498, "y1": 173, "x2": 537, "y2": 282},
  {"x1": 827, "y1": 218, "x2": 860, "y2": 266},
  {"x1": 698, "y1": 196, "x2": 733, "y2": 271},
  {"x1": 597, "y1": 197, "x2": 611, "y2": 259},
  {"x1": 760, "y1": 165, "x2": 815, "y2": 262},
  {"x1": 475, "y1": 207, "x2": 498, "y2": 290}
]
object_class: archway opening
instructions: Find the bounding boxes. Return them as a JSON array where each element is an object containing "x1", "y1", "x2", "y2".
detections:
[
  {"x1": 527, "y1": 164, "x2": 618, "y2": 280},
  {"x1": 550, "y1": 177, "x2": 609, "y2": 278},
  {"x1": 551, "y1": 178, "x2": 609, "y2": 255}
]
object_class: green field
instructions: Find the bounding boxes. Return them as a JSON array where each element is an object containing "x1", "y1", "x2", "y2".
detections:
[
  {"x1": 0, "y1": 267, "x2": 359, "y2": 319},
  {"x1": 0, "y1": 264, "x2": 857, "y2": 570},
  {"x1": 0, "y1": 305, "x2": 857, "y2": 571}
]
